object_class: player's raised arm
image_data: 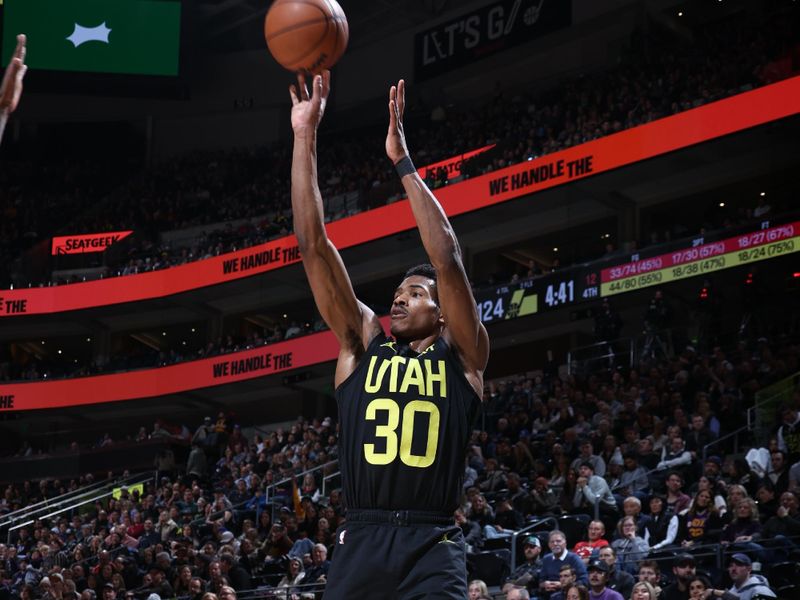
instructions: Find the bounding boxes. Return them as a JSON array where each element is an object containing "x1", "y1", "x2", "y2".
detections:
[
  {"x1": 0, "y1": 34, "x2": 28, "y2": 143},
  {"x1": 290, "y1": 71, "x2": 381, "y2": 364},
  {"x1": 386, "y1": 79, "x2": 489, "y2": 380}
]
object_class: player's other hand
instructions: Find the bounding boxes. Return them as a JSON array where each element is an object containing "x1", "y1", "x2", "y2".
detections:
[
  {"x1": 386, "y1": 79, "x2": 410, "y2": 164},
  {"x1": 0, "y1": 34, "x2": 27, "y2": 114},
  {"x1": 289, "y1": 70, "x2": 330, "y2": 137}
]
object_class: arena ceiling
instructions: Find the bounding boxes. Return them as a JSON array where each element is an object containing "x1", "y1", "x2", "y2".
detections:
[{"x1": 194, "y1": 0, "x2": 453, "y2": 53}]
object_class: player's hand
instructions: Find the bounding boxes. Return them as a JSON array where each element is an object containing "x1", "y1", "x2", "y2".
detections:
[
  {"x1": 386, "y1": 79, "x2": 410, "y2": 164},
  {"x1": 289, "y1": 70, "x2": 330, "y2": 137},
  {"x1": 0, "y1": 34, "x2": 27, "y2": 114}
]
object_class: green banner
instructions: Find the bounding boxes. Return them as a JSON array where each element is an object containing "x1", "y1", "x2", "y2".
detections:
[{"x1": 2, "y1": 0, "x2": 181, "y2": 76}]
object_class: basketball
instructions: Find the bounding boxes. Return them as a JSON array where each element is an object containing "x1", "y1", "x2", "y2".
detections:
[{"x1": 264, "y1": 0, "x2": 349, "y2": 74}]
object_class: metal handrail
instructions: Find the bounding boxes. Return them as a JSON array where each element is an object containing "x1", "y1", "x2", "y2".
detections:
[
  {"x1": 321, "y1": 471, "x2": 340, "y2": 497},
  {"x1": 510, "y1": 516, "x2": 558, "y2": 570},
  {"x1": 263, "y1": 460, "x2": 338, "y2": 504},
  {"x1": 701, "y1": 416, "x2": 753, "y2": 464},
  {"x1": 1, "y1": 470, "x2": 152, "y2": 537},
  {"x1": 0, "y1": 476, "x2": 111, "y2": 526},
  {"x1": 186, "y1": 461, "x2": 340, "y2": 530},
  {"x1": 567, "y1": 338, "x2": 634, "y2": 376},
  {"x1": 8, "y1": 475, "x2": 153, "y2": 535}
]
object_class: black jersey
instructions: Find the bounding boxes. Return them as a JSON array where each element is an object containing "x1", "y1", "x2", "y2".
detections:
[{"x1": 335, "y1": 334, "x2": 481, "y2": 513}]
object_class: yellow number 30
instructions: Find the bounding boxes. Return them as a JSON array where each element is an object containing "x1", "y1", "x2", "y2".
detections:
[{"x1": 363, "y1": 398, "x2": 440, "y2": 468}]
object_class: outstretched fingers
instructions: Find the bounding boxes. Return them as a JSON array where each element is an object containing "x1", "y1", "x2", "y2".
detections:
[
  {"x1": 396, "y1": 79, "x2": 405, "y2": 119},
  {"x1": 298, "y1": 73, "x2": 310, "y2": 101},
  {"x1": 320, "y1": 70, "x2": 330, "y2": 100},
  {"x1": 13, "y1": 34, "x2": 26, "y2": 63},
  {"x1": 388, "y1": 85, "x2": 398, "y2": 129}
]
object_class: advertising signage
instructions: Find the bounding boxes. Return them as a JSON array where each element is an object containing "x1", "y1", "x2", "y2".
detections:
[
  {"x1": 0, "y1": 319, "x2": 347, "y2": 411},
  {"x1": 472, "y1": 218, "x2": 799, "y2": 324},
  {"x1": 51, "y1": 231, "x2": 133, "y2": 255},
  {"x1": 0, "y1": 76, "x2": 797, "y2": 317},
  {"x1": 413, "y1": 0, "x2": 572, "y2": 80},
  {"x1": 1, "y1": 218, "x2": 796, "y2": 412}
]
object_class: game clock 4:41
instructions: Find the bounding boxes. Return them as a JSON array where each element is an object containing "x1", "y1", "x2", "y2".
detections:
[{"x1": 544, "y1": 280, "x2": 574, "y2": 307}]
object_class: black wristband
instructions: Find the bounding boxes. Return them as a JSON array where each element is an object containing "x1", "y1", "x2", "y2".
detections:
[{"x1": 394, "y1": 156, "x2": 416, "y2": 178}]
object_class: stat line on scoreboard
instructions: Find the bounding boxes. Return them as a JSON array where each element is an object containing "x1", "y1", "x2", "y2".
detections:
[
  {"x1": 600, "y1": 235, "x2": 800, "y2": 297},
  {"x1": 601, "y1": 221, "x2": 798, "y2": 283}
]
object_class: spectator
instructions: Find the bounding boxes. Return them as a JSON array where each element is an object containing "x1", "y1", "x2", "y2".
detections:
[
  {"x1": 761, "y1": 490, "x2": 800, "y2": 547},
  {"x1": 299, "y1": 544, "x2": 329, "y2": 599},
  {"x1": 609, "y1": 517, "x2": 649, "y2": 574},
  {"x1": 571, "y1": 441, "x2": 607, "y2": 478},
  {"x1": 506, "y1": 536, "x2": 543, "y2": 594},
  {"x1": 663, "y1": 473, "x2": 691, "y2": 518},
  {"x1": 776, "y1": 405, "x2": 800, "y2": 463},
  {"x1": 563, "y1": 584, "x2": 589, "y2": 600},
  {"x1": 586, "y1": 560, "x2": 623, "y2": 600},
  {"x1": 719, "y1": 554, "x2": 776, "y2": 600},
  {"x1": 539, "y1": 531, "x2": 589, "y2": 597},
  {"x1": 630, "y1": 581, "x2": 658, "y2": 600},
  {"x1": 720, "y1": 498, "x2": 762, "y2": 552},
  {"x1": 574, "y1": 462, "x2": 618, "y2": 529},
  {"x1": 659, "y1": 554, "x2": 696, "y2": 600},
  {"x1": 468, "y1": 579, "x2": 490, "y2": 600},
  {"x1": 572, "y1": 521, "x2": 609, "y2": 563},
  {"x1": 549, "y1": 565, "x2": 576, "y2": 600},
  {"x1": 677, "y1": 490, "x2": 724, "y2": 547},
  {"x1": 636, "y1": 561, "x2": 661, "y2": 590},
  {"x1": 596, "y1": 547, "x2": 634, "y2": 600}
]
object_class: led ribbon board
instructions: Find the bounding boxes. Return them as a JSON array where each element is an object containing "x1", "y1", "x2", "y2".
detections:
[{"x1": 0, "y1": 77, "x2": 798, "y2": 317}]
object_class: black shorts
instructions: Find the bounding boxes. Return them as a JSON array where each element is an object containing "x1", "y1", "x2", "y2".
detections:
[{"x1": 323, "y1": 509, "x2": 466, "y2": 600}]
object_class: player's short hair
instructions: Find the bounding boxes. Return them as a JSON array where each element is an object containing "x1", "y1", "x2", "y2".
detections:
[
  {"x1": 404, "y1": 263, "x2": 437, "y2": 283},
  {"x1": 402, "y1": 264, "x2": 438, "y2": 305}
]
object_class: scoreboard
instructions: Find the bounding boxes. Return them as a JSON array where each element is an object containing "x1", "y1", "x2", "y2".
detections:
[{"x1": 474, "y1": 217, "x2": 799, "y2": 324}]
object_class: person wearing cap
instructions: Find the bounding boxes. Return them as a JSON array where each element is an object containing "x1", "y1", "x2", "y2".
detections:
[
  {"x1": 659, "y1": 554, "x2": 696, "y2": 600},
  {"x1": 586, "y1": 560, "x2": 623, "y2": 600},
  {"x1": 98, "y1": 583, "x2": 116, "y2": 600},
  {"x1": 574, "y1": 462, "x2": 618, "y2": 529},
  {"x1": 505, "y1": 536, "x2": 543, "y2": 594},
  {"x1": 571, "y1": 441, "x2": 607, "y2": 478},
  {"x1": 699, "y1": 554, "x2": 776, "y2": 600}
]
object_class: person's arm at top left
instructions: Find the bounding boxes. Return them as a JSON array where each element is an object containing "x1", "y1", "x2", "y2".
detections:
[
  {"x1": 385, "y1": 79, "x2": 489, "y2": 395},
  {"x1": 0, "y1": 34, "x2": 27, "y2": 144}
]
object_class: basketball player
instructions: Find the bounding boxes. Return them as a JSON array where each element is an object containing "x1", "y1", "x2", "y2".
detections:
[
  {"x1": 289, "y1": 71, "x2": 489, "y2": 599},
  {"x1": 0, "y1": 34, "x2": 27, "y2": 144}
]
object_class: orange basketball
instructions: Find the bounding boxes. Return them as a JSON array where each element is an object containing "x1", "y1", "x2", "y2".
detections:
[{"x1": 264, "y1": 0, "x2": 349, "y2": 74}]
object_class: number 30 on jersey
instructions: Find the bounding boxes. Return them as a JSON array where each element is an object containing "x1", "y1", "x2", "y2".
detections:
[{"x1": 363, "y1": 398, "x2": 440, "y2": 468}]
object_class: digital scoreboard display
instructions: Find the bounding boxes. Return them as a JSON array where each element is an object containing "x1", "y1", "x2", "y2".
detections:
[
  {"x1": 473, "y1": 218, "x2": 799, "y2": 324},
  {"x1": 1, "y1": 0, "x2": 181, "y2": 76}
]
